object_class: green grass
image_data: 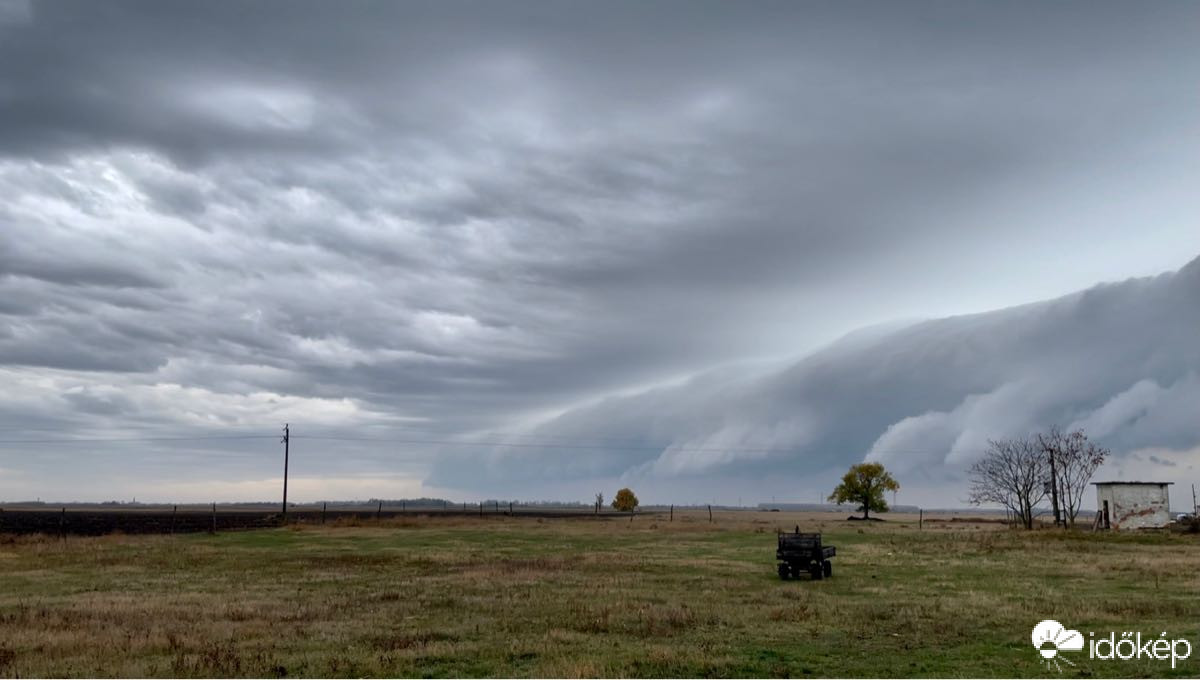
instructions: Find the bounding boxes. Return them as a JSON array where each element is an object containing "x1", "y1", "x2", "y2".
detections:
[{"x1": 1, "y1": 513, "x2": 1197, "y2": 677}]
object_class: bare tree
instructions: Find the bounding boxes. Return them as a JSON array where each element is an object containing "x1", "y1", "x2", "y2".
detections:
[
  {"x1": 1038, "y1": 426, "x2": 1108, "y2": 527},
  {"x1": 594, "y1": 492, "x2": 604, "y2": 513},
  {"x1": 968, "y1": 437, "x2": 1047, "y2": 529}
]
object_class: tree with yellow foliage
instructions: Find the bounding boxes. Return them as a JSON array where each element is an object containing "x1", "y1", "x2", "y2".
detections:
[{"x1": 611, "y1": 488, "x2": 639, "y2": 513}]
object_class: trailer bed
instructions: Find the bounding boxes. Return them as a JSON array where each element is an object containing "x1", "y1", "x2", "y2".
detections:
[{"x1": 776, "y1": 529, "x2": 835, "y2": 580}]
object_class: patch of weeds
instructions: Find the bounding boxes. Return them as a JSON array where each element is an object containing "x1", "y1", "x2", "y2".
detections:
[
  {"x1": 172, "y1": 640, "x2": 244, "y2": 676},
  {"x1": 369, "y1": 630, "x2": 458, "y2": 651}
]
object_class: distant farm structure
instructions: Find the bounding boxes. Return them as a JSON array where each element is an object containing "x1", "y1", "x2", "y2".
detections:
[{"x1": 1093, "y1": 481, "x2": 1172, "y2": 530}]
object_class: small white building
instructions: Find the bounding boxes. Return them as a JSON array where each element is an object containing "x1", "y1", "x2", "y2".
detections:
[{"x1": 1093, "y1": 481, "x2": 1172, "y2": 530}]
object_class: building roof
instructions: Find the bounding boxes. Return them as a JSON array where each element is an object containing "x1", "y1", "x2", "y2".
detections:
[{"x1": 1091, "y1": 481, "x2": 1173, "y2": 486}]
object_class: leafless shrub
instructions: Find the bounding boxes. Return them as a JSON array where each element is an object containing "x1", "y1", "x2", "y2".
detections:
[
  {"x1": 1037, "y1": 426, "x2": 1108, "y2": 527},
  {"x1": 968, "y1": 437, "x2": 1046, "y2": 529}
]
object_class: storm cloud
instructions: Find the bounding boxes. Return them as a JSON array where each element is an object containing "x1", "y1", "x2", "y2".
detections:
[
  {"x1": 1, "y1": 1, "x2": 1198, "y2": 504},
  {"x1": 431, "y1": 258, "x2": 1200, "y2": 505}
]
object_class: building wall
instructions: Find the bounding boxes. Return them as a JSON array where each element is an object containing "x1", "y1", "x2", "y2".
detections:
[{"x1": 1096, "y1": 485, "x2": 1170, "y2": 530}]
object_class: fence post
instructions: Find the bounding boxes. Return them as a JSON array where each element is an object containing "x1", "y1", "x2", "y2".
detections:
[
  {"x1": 322, "y1": 502, "x2": 327, "y2": 524},
  {"x1": 402, "y1": 501, "x2": 406, "y2": 513},
  {"x1": 60, "y1": 506, "x2": 66, "y2": 539},
  {"x1": 919, "y1": 508, "x2": 923, "y2": 531},
  {"x1": 708, "y1": 504, "x2": 713, "y2": 523},
  {"x1": 172, "y1": 505, "x2": 177, "y2": 534},
  {"x1": 377, "y1": 501, "x2": 382, "y2": 520},
  {"x1": 670, "y1": 504, "x2": 673, "y2": 522},
  {"x1": 509, "y1": 501, "x2": 513, "y2": 516},
  {"x1": 211, "y1": 502, "x2": 216, "y2": 534},
  {"x1": 479, "y1": 502, "x2": 483, "y2": 518}
]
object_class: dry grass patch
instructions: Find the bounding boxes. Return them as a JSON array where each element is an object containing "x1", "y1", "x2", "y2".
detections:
[{"x1": 1, "y1": 515, "x2": 1198, "y2": 677}]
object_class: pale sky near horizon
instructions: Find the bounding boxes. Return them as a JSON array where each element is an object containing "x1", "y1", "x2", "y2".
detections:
[{"x1": 1, "y1": 1, "x2": 1198, "y2": 506}]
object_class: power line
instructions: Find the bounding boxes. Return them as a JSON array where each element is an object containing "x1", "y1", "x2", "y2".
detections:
[
  {"x1": 0, "y1": 423, "x2": 704, "y2": 447},
  {"x1": 0, "y1": 435, "x2": 278, "y2": 444},
  {"x1": 294, "y1": 434, "x2": 766, "y2": 453},
  {"x1": 302, "y1": 428, "x2": 677, "y2": 447},
  {"x1": 0, "y1": 430, "x2": 993, "y2": 458},
  {"x1": 294, "y1": 434, "x2": 989, "y2": 457}
]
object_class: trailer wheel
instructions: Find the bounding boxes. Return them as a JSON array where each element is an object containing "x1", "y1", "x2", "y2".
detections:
[
  {"x1": 822, "y1": 560, "x2": 832, "y2": 578},
  {"x1": 778, "y1": 563, "x2": 790, "y2": 580},
  {"x1": 810, "y1": 563, "x2": 824, "y2": 581}
]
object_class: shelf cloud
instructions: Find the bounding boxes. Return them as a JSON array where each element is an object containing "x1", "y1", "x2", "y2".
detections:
[{"x1": 433, "y1": 258, "x2": 1200, "y2": 503}]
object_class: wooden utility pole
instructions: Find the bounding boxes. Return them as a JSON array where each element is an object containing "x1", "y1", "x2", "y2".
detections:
[
  {"x1": 1044, "y1": 443, "x2": 1062, "y2": 527},
  {"x1": 281, "y1": 424, "x2": 290, "y2": 517}
]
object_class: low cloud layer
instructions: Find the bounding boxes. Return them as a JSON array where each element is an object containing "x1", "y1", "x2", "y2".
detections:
[
  {"x1": 1, "y1": 2, "x2": 1199, "y2": 504},
  {"x1": 439, "y1": 258, "x2": 1200, "y2": 506}
]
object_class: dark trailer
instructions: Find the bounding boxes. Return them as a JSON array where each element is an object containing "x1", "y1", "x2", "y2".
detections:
[{"x1": 776, "y1": 528, "x2": 835, "y2": 580}]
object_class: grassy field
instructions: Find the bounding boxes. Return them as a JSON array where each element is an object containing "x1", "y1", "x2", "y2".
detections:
[{"x1": 1, "y1": 511, "x2": 1197, "y2": 678}]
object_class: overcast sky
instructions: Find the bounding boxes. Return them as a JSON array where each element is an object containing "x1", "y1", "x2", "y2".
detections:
[{"x1": 1, "y1": 0, "x2": 1198, "y2": 505}]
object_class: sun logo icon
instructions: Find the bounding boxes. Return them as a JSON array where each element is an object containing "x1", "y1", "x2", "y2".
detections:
[{"x1": 1032, "y1": 619, "x2": 1085, "y2": 672}]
